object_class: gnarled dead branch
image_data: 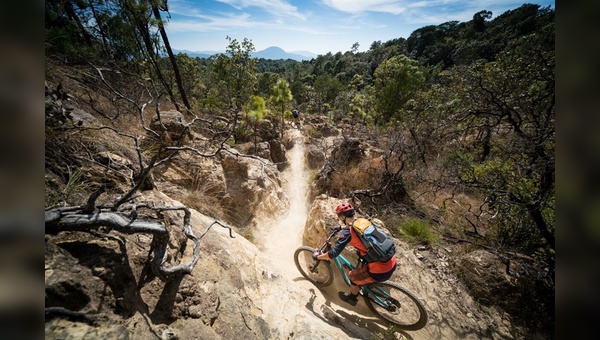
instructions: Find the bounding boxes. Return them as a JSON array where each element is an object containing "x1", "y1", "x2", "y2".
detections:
[{"x1": 45, "y1": 200, "x2": 235, "y2": 282}]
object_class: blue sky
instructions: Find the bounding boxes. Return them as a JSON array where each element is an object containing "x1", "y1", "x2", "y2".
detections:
[{"x1": 164, "y1": 0, "x2": 555, "y2": 55}]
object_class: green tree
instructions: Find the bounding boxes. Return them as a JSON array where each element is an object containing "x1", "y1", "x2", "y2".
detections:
[
  {"x1": 473, "y1": 10, "x2": 492, "y2": 32},
  {"x1": 46, "y1": 0, "x2": 139, "y2": 62},
  {"x1": 270, "y1": 79, "x2": 293, "y2": 137},
  {"x1": 243, "y1": 95, "x2": 267, "y2": 147},
  {"x1": 350, "y1": 93, "x2": 372, "y2": 125},
  {"x1": 211, "y1": 37, "x2": 257, "y2": 110},
  {"x1": 118, "y1": 0, "x2": 181, "y2": 106},
  {"x1": 150, "y1": 0, "x2": 191, "y2": 110},
  {"x1": 414, "y1": 27, "x2": 555, "y2": 257},
  {"x1": 313, "y1": 75, "x2": 342, "y2": 114},
  {"x1": 161, "y1": 53, "x2": 203, "y2": 107},
  {"x1": 373, "y1": 55, "x2": 428, "y2": 123},
  {"x1": 256, "y1": 72, "x2": 280, "y2": 97}
]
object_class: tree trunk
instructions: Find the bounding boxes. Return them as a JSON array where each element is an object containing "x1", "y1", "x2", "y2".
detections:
[
  {"x1": 526, "y1": 202, "x2": 555, "y2": 250},
  {"x1": 88, "y1": 0, "x2": 110, "y2": 55},
  {"x1": 123, "y1": 0, "x2": 181, "y2": 111},
  {"x1": 64, "y1": 0, "x2": 93, "y2": 46},
  {"x1": 152, "y1": 3, "x2": 191, "y2": 111}
]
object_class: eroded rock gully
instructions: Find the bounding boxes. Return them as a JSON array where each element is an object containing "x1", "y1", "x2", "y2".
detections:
[{"x1": 46, "y1": 127, "x2": 534, "y2": 339}]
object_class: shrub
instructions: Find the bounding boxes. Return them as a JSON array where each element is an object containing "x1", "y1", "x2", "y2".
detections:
[{"x1": 399, "y1": 218, "x2": 438, "y2": 245}]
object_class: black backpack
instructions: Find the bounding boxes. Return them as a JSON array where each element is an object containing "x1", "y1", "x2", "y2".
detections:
[{"x1": 352, "y1": 218, "x2": 396, "y2": 263}]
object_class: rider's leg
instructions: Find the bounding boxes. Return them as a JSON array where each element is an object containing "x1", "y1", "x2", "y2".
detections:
[{"x1": 339, "y1": 266, "x2": 376, "y2": 305}]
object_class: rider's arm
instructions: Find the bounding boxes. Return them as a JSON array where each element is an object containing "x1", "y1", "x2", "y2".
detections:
[{"x1": 318, "y1": 229, "x2": 350, "y2": 260}]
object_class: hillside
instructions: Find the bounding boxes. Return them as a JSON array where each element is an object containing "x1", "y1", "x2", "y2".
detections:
[
  {"x1": 45, "y1": 62, "x2": 552, "y2": 338},
  {"x1": 44, "y1": 2, "x2": 554, "y2": 339}
]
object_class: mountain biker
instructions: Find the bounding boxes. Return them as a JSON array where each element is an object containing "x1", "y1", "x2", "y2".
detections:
[
  {"x1": 313, "y1": 203, "x2": 397, "y2": 306},
  {"x1": 292, "y1": 109, "x2": 300, "y2": 126}
]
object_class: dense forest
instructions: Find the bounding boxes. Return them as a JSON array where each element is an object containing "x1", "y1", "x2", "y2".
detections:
[{"x1": 45, "y1": 0, "x2": 554, "y2": 335}]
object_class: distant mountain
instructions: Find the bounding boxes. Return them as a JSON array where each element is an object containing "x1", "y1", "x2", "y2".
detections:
[
  {"x1": 290, "y1": 50, "x2": 318, "y2": 59},
  {"x1": 172, "y1": 49, "x2": 221, "y2": 59},
  {"x1": 252, "y1": 46, "x2": 315, "y2": 61},
  {"x1": 173, "y1": 46, "x2": 316, "y2": 61}
]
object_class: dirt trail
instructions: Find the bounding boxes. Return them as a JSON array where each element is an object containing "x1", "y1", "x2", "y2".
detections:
[
  {"x1": 255, "y1": 128, "x2": 421, "y2": 339},
  {"x1": 260, "y1": 128, "x2": 309, "y2": 279}
]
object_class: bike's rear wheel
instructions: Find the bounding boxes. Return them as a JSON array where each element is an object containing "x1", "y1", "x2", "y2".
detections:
[
  {"x1": 363, "y1": 281, "x2": 428, "y2": 330},
  {"x1": 293, "y1": 246, "x2": 334, "y2": 287}
]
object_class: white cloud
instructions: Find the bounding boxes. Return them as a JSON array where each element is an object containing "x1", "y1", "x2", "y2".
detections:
[
  {"x1": 322, "y1": 0, "x2": 407, "y2": 14},
  {"x1": 166, "y1": 0, "x2": 555, "y2": 54},
  {"x1": 217, "y1": 0, "x2": 305, "y2": 19},
  {"x1": 320, "y1": 0, "x2": 546, "y2": 16},
  {"x1": 166, "y1": 13, "x2": 265, "y2": 32}
]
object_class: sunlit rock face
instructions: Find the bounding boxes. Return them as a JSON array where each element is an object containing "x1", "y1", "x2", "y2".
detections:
[
  {"x1": 302, "y1": 194, "x2": 340, "y2": 247},
  {"x1": 236, "y1": 140, "x2": 288, "y2": 171},
  {"x1": 149, "y1": 110, "x2": 289, "y2": 229},
  {"x1": 219, "y1": 151, "x2": 288, "y2": 228}
]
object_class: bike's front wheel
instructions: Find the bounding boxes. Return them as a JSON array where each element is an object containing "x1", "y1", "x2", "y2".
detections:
[
  {"x1": 363, "y1": 281, "x2": 428, "y2": 330},
  {"x1": 293, "y1": 246, "x2": 334, "y2": 287}
]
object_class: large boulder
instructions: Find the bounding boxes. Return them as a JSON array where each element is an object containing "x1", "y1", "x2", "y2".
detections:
[
  {"x1": 268, "y1": 140, "x2": 287, "y2": 171},
  {"x1": 235, "y1": 141, "x2": 288, "y2": 171},
  {"x1": 331, "y1": 137, "x2": 364, "y2": 168},
  {"x1": 219, "y1": 151, "x2": 287, "y2": 228},
  {"x1": 305, "y1": 144, "x2": 325, "y2": 170},
  {"x1": 150, "y1": 110, "x2": 192, "y2": 142},
  {"x1": 302, "y1": 194, "x2": 339, "y2": 247},
  {"x1": 156, "y1": 141, "x2": 287, "y2": 229}
]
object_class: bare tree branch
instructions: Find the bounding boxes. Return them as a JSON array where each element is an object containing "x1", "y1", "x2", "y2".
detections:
[{"x1": 45, "y1": 201, "x2": 235, "y2": 282}]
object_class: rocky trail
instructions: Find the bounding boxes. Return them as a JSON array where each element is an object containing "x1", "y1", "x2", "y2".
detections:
[{"x1": 255, "y1": 129, "x2": 394, "y2": 339}]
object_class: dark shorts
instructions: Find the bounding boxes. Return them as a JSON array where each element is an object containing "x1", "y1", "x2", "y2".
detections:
[{"x1": 349, "y1": 264, "x2": 396, "y2": 286}]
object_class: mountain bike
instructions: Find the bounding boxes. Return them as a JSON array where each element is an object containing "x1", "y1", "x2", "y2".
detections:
[{"x1": 293, "y1": 226, "x2": 428, "y2": 331}]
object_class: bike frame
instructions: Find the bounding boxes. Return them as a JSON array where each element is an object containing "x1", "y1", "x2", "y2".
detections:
[
  {"x1": 331, "y1": 253, "x2": 355, "y2": 286},
  {"x1": 325, "y1": 237, "x2": 392, "y2": 309}
]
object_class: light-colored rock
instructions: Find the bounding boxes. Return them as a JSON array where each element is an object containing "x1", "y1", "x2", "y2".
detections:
[
  {"x1": 219, "y1": 151, "x2": 288, "y2": 228},
  {"x1": 150, "y1": 110, "x2": 189, "y2": 137}
]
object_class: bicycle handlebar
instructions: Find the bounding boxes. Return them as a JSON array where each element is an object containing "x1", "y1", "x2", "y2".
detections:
[
  {"x1": 329, "y1": 225, "x2": 343, "y2": 237},
  {"x1": 320, "y1": 225, "x2": 343, "y2": 247}
]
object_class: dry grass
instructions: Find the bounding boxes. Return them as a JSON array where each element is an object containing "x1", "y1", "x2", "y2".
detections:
[
  {"x1": 329, "y1": 156, "x2": 387, "y2": 196},
  {"x1": 179, "y1": 174, "x2": 230, "y2": 223}
]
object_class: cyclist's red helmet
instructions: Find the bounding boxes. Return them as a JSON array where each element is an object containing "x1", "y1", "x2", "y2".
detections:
[{"x1": 335, "y1": 203, "x2": 355, "y2": 217}]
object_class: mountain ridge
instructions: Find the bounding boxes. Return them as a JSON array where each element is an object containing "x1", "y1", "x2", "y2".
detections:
[{"x1": 173, "y1": 46, "x2": 317, "y2": 61}]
